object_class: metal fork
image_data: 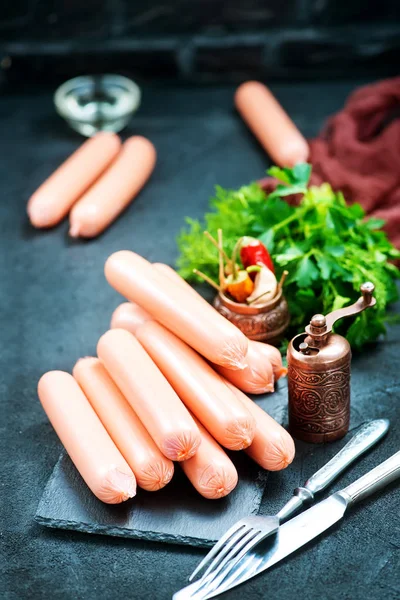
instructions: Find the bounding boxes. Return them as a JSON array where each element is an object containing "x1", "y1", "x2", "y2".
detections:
[
  {"x1": 185, "y1": 514, "x2": 279, "y2": 598},
  {"x1": 184, "y1": 419, "x2": 389, "y2": 598},
  {"x1": 181, "y1": 549, "x2": 265, "y2": 600},
  {"x1": 188, "y1": 514, "x2": 278, "y2": 591}
]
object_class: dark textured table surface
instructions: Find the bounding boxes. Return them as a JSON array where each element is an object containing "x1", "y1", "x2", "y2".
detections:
[{"x1": 1, "y1": 79, "x2": 399, "y2": 600}]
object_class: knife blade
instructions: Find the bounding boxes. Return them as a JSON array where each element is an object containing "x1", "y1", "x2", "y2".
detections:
[
  {"x1": 173, "y1": 493, "x2": 348, "y2": 600},
  {"x1": 173, "y1": 450, "x2": 400, "y2": 600},
  {"x1": 188, "y1": 419, "x2": 389, "y2": 586}
]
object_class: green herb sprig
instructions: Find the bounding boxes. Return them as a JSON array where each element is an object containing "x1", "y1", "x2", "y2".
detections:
[{"x1": 177, "y1": 164, "x2": 400, "y2": 350}]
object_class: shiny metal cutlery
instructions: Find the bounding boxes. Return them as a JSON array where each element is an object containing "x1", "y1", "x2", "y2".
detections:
[
  {"x1": 175, "y1": 447, "x2": 399, "y2": 600},
  {"x1": 188, "y1": 420, "x2": 389, "y2": 585},
  {"x1": 174, "y1": 419, "x2": 390, "y2": 600}
]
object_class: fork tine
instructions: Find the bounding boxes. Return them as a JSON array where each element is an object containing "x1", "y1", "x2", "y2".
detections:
[
  {"x1": 193, "y1": 527, "x2": 254, "y2": 595},
  {"x1": 187, "y1": 556, "x2": 264, "y2": 600},
  {"x1": 202, "y1": 530, "x2": 266, "y2": 595},
  {"x1": 200, "y1": 527, "x2": 253, "y2": 581},
  {"x1": 216, "y1": 553, "x2": 264, "y2": 596},
  {"x1": 205, "y1": 554, "x2": 256, "y2": 598},
  {"x1": 189, "y1": 521, "x2": 247, "y2": 581},
  {"x1": 197, "y1": 528, "x2": 260, "y2": 595}
]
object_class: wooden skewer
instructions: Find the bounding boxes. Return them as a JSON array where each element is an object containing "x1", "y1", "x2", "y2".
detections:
[
  {"x1": 247, "y1": 290, "x2": 272, "y2": 305},
  {"x1": 277, "y1": 270, "x2": 289, "y2": 294},
  {"x1": 193, "y1": 269, "x2": 222, "y2": 292},
  {"x1": 217, "y1": 228, "x2": 225, "y2": 288},
  {"x1": 203, "y1": 231, "x2": 232, "y2": 266},
  {"x1": 230, "y1": 236, "x2": 244, "y2": 281}
]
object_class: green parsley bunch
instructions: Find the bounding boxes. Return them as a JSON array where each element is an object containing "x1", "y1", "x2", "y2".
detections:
[{"x1": 177, "y1": 164, "x2": 400, "y2": 350}]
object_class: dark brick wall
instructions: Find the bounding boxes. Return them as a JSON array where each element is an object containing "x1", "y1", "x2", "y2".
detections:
[{"x1": 0, "y1": 1, "x2": 399, "y2": 84}]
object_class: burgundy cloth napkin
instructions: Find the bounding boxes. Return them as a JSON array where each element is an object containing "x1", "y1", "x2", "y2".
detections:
[
  {"x1": 310, "y1": 77, "x2": 400, "y2": 249},
  {"x1": 259, "y1": 78, "x2": 400, "y2": 248}
]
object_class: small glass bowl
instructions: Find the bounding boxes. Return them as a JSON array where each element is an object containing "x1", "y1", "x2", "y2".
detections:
[{"x1": 54, "y1": 74, "x2": 141, "y2": 137}]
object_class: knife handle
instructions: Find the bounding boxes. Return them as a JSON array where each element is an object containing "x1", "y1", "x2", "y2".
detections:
[
  {"x1": 304, "y1": 419, "x2": 390, "y2": 495},
  {"x1": 276, "y1": 419, "x2": 389, "y2": 522},
  {"x1": 341, "y1": 450, "x2": 400, "y2": 505}
]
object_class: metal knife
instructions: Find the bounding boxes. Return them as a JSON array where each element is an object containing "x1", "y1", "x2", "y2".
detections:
[
  {"x1": 186, "y1": 419, "x2": 389, "y2": 587},
  {"x1": 176, "y1": 449, "x2": 400, "y2": 599},
  {"x1": 275, "y1": 418, "x2": 390, "y2": 522}
]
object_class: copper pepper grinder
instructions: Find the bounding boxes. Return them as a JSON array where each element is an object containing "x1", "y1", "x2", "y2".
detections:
[{"x1": 287, "y1": 282, "x2": 376, "y2": 443}]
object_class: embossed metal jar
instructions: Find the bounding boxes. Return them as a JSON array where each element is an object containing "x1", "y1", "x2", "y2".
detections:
[
  {"x1": 213, "y1": 288, "x2": 289, "y2": 345},
  {"x1": 287, "y1": 283, "x2": 376, "y2": 443},
  {"x1": 288, "y1": 329, "x2": 351, "y2": 443}
]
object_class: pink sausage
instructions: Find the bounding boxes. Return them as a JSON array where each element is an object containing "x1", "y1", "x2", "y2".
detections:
[
  {"x1": 110, "y1": 302, "x2": 153, "y2": 335},
  {"x1": 251, "y1": 341, "x2": 287, "y2": 381},
  {"x1": 152, "y1": 263, "x2": 209, "y2": 306},
  {"x1": 97, "y1": 328, "x2": 201, "y2": 461},
  {"x1": 38, "y1": 371, "x2": 136, "y2": 503},
  {"x1": 27, "y1": 132, "x2": 121, "y2": 228},
  {"x1": 216, "y1": 341, "x2": 286, "y2": 391},
  {"x1": 73, "y1": 357, "x2": 174, "y2": 491},
  {"x1": 181, "y1": 416, "x2": 238, "y2": 499},
  {"x1": 104, "y1": 251, "x2": 248, "y2": 370},
  {"x1": 69, "y1": 136, "x2": 156, "y2": 238},
  {"x1": 111, "y1": 296, "x2": 276, "y2": 395},
  {"x1": 224, "y1": 380, "x2": 295, "y2": 471},
  {"x1": 152, "y1": 265, "x2": 279, "y2": 392},
  {"x1": 215, "y1": 342, "x2": 274, "y2": 394},
  {"x1": 135, "y1": 320, "x2": 256, "y2": 450},
  {"x1": 153, "y1": 263, "x2": 189, "y2": 283},
  {"x1": 235, "y1": 81, "x2": 310, "y2": 167}
]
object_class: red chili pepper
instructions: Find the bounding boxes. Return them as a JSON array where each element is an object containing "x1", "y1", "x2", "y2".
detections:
[{"x1": 240, "y1": 237, "x2": 274, "y2": 273}]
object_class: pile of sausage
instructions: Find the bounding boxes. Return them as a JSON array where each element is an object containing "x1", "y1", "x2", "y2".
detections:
[
  {"x1": 38, "y1": 252, "x2": 295, "y2": 504},
  {"x1": 27, "y1": 81, "x2": 309, "y2": 239},
  {"x1": 27, "y1": 133, "x2": 156, "y2": 238}
]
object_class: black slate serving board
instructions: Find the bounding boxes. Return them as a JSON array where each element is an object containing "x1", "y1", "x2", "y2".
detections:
[
  {"x1": 35, "y1": 397, "x2": 286, "y2": 548},
  {"x1": 35, "y1": 451, "x2": 267, "y2": 548}
]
